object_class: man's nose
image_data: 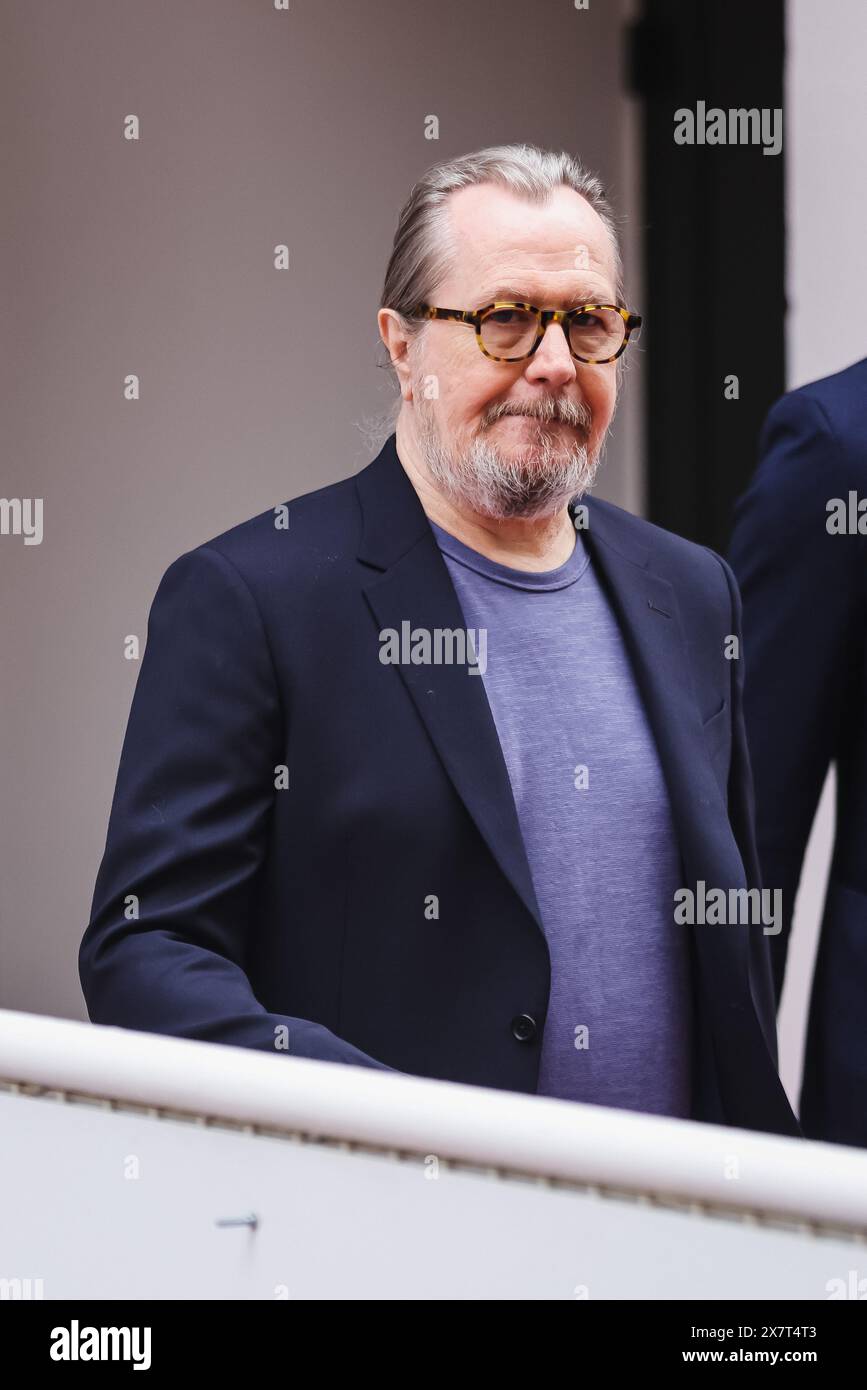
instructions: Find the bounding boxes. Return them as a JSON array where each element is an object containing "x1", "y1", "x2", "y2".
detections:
[{"x1": 524, "y1": 322, "x2": 578, "y2": 386}]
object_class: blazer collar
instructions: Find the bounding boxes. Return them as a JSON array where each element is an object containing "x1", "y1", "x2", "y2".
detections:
[{"x1": 355, "y1": 432, "x2": 432, "y2": 570}]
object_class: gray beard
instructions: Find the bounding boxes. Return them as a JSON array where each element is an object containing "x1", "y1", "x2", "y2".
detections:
[{"x1": 414, "y1": 396, "x2": 601, "y2": 522}]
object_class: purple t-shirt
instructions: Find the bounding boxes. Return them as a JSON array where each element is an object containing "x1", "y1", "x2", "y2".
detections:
[{"x1": 430, "y1": 519, "x2": 693, "y2": 1118}]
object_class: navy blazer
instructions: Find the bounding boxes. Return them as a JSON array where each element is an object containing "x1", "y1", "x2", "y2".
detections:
[
  {"x1": 729, "y1": 356, "x2": 867, "y2": 1146},
  {"x1": 81, "y1": 433, "x2": 800, "y2": 1138}
]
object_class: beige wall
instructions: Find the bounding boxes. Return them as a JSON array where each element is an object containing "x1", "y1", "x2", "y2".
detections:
[{"x1": 0, "y1": 0, "x2": 641, "y2": 1019}]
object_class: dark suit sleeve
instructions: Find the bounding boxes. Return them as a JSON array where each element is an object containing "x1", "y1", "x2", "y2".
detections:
[
  {"x1": 727, "y1": 391, "x2": 861, "y2": 1002},
  {"x1": 80, "y1": 545, "x2": 395, "y2": 1071}
]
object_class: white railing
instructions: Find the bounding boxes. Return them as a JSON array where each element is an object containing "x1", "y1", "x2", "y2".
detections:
[{"x1": 2, "y1": 1007, "x2": 867, "y2": 1235}]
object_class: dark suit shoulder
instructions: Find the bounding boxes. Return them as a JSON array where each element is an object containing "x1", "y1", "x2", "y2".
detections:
[
  {"x1": 788, "y1": 354, "x2": 867, "y2": 420},
  {"x1": 174, "y1": 472, "x2": 362, "y2": 599},
  {"x1": 768, "y1": 356, "x2": 867, "y2": 474},
  {"x1": 742, "y1": 358, "x2": 867, "y2": 517},
  {"x1": 585, "y1": 496, "x2": 734, "y2": 640},
  {"x1": 587, "y1": 494, "x2": 725, "y2": 585}
]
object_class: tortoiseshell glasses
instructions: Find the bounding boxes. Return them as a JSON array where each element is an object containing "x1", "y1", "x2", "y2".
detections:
[{"x1": 411, "y1": 301, "x2": 642, "y2": 364}]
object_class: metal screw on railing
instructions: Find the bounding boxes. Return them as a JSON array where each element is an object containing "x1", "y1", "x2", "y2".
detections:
[{"x1": 215, "y1": 1213, "x2": 259, "y2": 1230}]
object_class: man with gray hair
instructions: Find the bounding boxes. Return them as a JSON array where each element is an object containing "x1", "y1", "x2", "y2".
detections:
[{"x1": 80, "y1": 143, "x2": 800, "y2": 1139}]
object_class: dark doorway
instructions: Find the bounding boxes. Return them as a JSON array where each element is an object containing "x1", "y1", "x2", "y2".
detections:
[{"x1": 628, "y1": 0, "x2": 786, "y2": 552}]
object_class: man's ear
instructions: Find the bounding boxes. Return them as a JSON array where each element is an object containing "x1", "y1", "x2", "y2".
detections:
[{"x1": 377, "y1": 308, "x2": 415, "y2": 401}]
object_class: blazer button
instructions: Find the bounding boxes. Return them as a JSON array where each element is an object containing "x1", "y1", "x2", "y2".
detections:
[{"x1": 511, "y1": 1013, "x2": 537, "y2": 1042}]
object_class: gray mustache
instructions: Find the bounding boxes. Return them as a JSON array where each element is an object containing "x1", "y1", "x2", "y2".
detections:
[{"x1": 487, "y1": 402, "x2": 592, "y2": 430}]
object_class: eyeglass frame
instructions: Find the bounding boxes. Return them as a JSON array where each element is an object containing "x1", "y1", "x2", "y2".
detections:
[{"x1": 409, "y1": 300, "x2": 642, "y2": 364}]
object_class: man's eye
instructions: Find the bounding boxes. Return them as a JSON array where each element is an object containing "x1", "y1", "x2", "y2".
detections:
[{"x1": 573, "y1": 312, "x2": 602, "y2": 328}]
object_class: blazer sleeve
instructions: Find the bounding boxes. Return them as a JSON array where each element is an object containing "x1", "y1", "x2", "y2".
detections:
[
  {"x1": 79, "y1": 544, "x2": 395, "y2": 1072},
  {"x1": 727, "y1": 390, "x2": 862, "y2": 1003}
]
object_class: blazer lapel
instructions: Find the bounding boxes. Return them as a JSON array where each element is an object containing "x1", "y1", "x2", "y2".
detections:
[
  {"x1": 356, "y1": 437, "x2": 544, "y2": 936},
  {"x1": 581, "y1": 499, "x2": 751, "y2": 1011}
]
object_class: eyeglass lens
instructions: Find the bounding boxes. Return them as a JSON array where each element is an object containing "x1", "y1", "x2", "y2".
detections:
[{"x1": 480, "y1": 306, "x2": 627, "y2": 359}]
